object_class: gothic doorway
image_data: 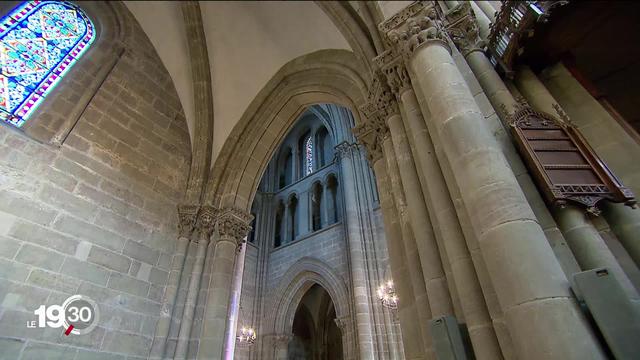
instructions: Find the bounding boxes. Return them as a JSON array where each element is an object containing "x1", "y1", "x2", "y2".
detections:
[{"x1": 288, "y1": 284, "x2": 343, "y2": 360}]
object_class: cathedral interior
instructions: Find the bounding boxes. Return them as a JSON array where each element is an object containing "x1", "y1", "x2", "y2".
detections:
[{"x1": 0, "y1": 1, "x2": 639, "y2": 359}]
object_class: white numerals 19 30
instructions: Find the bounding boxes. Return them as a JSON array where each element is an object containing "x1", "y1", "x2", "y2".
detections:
[{"x1": 33, "y1": 304, "x2": 91, "y2": 328}]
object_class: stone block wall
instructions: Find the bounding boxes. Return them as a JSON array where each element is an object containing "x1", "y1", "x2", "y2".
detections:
[{"x1": 0, "y1": 7, "x2": 191, "y2": 359}]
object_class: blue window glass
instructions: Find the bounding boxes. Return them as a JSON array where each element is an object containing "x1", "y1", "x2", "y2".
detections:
[
  {"x1": 0, "y1": 1, "x2": 95, "y2": 127},
  {"x1": 305, "y1": 136, "x2": 313, "y2": 175}
]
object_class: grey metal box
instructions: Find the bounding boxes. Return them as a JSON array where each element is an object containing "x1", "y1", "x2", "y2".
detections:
[{"x1": 573, "y1": 267, "x2": 640, "y2": 359}]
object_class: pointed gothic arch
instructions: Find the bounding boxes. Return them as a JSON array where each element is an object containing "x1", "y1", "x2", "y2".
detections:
[
  {"x1": 206, "y1": 49, "x2": 370, "y2": 212},
  {"x1": 265, "y1": 257, "x2": 354, "y2": 360}
]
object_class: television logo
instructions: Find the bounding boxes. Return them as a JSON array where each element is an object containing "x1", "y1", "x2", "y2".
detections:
[{"x1": 27, "y1": 295, "x2": 100, "y2": 336}]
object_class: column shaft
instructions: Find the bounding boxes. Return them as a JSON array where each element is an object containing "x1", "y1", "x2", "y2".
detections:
[
  {"x1": 373, "y1": 159, "x2": 429, "y2": 360},
  {"x1": 175, "y1": 234, "x2": 209, "y2": 359},
  {"x1": 338, "y1": 143, "x2": 377, "y2": 359},
  {"x1": 222, "y1": 243, "x2": 246, "y2": 360},
  {"x1": 399, "y1": 88, "x2": 503, "y2": 360},
  {"x1": 464, "y1": 50, "x2": 581, "y2": 278},
  {"x1": 381, "y1": 143, "x2": 435, "y2": 358},
  {"x1": 387, "y1": 114, "x2": 453, "y2": 317},
  {"x1": 515, "y1": 65, "x2": 639, "y2": 300},
  {"x1": 556, "y1": 205, "x2": 639, "y2": 299},
  {"x1": 539, "y1": 62, "x2": 640, "y2": 267},
  {"x1": 601, "y1": 202, "x2": 640, "y2": 267},
  {"x1": 476, "y1": 1, "x2": 497, "y2": 22},
  {"x1": 198, "y1": 239, "x2": 238, "y2": 359},
  {"x1": 409, "y1": 40, "x2": 604, "y2": 359},
  {"x1": 151, "y1": 234, "x2": 190, "y2": 358}
]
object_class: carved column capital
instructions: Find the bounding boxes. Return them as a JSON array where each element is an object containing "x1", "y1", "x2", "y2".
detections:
[
  {"x1": 215, "y1": 207, "x2": 253, "y2": 244},
  {"x1": 374, "y1": 50, "x2": 413, "y2": 99},
  {"x1": 196, "y1": 206, "x2": 216, "y2": 241},
  {"x1": 352, "y1": 71, "x2": 402, "y2": 165},
  {"x1": 177, "y1": 204, "x2": 199, "y2": 238},
  {"x1": 334, "y1": 316, "x2": 350, "y2": 331},
  {"x1": 444, "y1": 2, "x2": 485, "y2": 57},
  {"x1": 334, "y1": 141, "x2": 361, "y2": 160},
  {"x1": 379, "y1": 2, "x2": 450, "y2": 61}
]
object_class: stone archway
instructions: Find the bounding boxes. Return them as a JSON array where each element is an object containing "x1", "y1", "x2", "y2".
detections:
[
  {"x1": 264, "y1": 257, "x2": 354, "y2": 360},
  {"x1": 205, "y1": 49, "x2": 370, "y2": 212},
  {"x1": 197, "y1": 49, "x2": 370, "y2": 360}
]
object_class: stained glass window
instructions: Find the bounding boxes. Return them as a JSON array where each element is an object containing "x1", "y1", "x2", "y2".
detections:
[
  {"x1": 305, "y1": 135, "x2": 313, "y2": 175},
  {"x1": 0, "y1": 1, "x2": 95, "y2": 127}
]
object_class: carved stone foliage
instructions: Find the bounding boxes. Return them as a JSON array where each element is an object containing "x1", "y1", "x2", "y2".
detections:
[
  {"x1": 374, "y1": 50, "x2": 412, "y2": 98},
  {"x1": 196, "y1": 205, "x2": 217, "y2": 241},
  {"x1": 334, "y1": 316, "x2": 350, "y2": 331},
  {"x1": 379, "y1": 1, "x2": 449, "y2": 60},
  {"x1": 444, "y1": 2, "x2": 484, "y2": 56},
  {"x1": 216, "y1": 207, "x2": 253, "y2": 243},
  {"x1": 353, "y1": 73, "x2": 397, "y2": 165},
  {"x1": 177, "y1": 204, "x2": 199, "y2": 238}
]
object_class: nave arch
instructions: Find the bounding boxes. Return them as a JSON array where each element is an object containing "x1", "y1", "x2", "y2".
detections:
[{"x1": 205, "y1": 49, "x2": 370, "y2": 212}]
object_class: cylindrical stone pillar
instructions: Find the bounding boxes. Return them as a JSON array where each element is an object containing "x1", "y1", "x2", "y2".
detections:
[
  {"x1": 222, "y1": 242, "x2": 246, "y2": 360},
  {"x1": 515, "y1": 65, "x2": 639, "y2": 300},
  {"x1": 386, "y1": 112, "x2": 454, "y2": 318},
  {"x1": 402, "y1": 24, "x2": 605, "y2": 359},
  {"x1": 555, "y1": 205, "x2": 639, "y2": 300},
  {"x1": 601, "y1": 202, "x2": 640, "y2": 267},
  {"x1": 455, "y1": 22, "x2": 580, "y2": 278},
  {"x1": 336, "y1": 142, "x2": 377, "y2": 359},
  {"x1": 373, "y1": 157, "x2": 430, "y2": 360},
  {"x1": 476, "y1": 1, "x2": 497, "y2": 22},
  {"x1": 395, "y1": 85, "x2": 503, "y2": 360},
  {"x1": 151, "y1": 205, "x2": 198, "y2": 359},
  {"x1": 198, "y1": 208, "x2": 253, "y2": 360},
  {"x1": 175, "y1": 206, "x2": 215, "y2": 360},
  {"x1": 382, "y1": 139, "x2": 435, "y2": 358},
  {"x1": 538, "y1": 63, "x2": 640, "y2": 268}
]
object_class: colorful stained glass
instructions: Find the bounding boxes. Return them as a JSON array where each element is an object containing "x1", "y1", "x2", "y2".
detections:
[
  {"x1": 305, "y1": 136, "x2": 313, "y2": 175},
  {"x1": 0, "y1": 1, "x2": 94, "y2": 127}
]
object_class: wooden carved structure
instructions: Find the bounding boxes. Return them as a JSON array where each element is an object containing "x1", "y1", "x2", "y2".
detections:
[
  {"x1": 487, "y1": 0, "x2": 569, "y2": 78},
  {"x1": 507, "y1": 102, "x2": 635, "y2": 214}
]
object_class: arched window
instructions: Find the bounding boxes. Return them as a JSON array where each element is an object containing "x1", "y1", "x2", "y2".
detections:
[
  {"x1": 0, "y1": 1, "x2": 95, "y2": 127},
  {"x1": 280, "y1": 148, "x2": 293, "y2": 189},
  {"x1": 311, "y1": 182, "x2": 323, "y2": 231},
  {"x1": 304, "y1": 135, "x2": 313, "y2": 175},
  {"x1": 326, "y1": 174, "x2": 339, "y2": 224},
  {"x1": 288, "y1": 195, "x2": 298, "y2": 242},
  {"x1": 316, "y1": 126, "x2": 332, "y2": 168},
  {"x1": 275, "y1": 200, "x2": 285, "y2": 247},
  {"x1": 299, "y1": 132, "x2": 313, "y2": 177}
]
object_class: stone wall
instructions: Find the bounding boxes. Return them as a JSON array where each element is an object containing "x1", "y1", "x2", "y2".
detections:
[{"x1": 0, "y1": 5, "x2": 191, "y2": 359}]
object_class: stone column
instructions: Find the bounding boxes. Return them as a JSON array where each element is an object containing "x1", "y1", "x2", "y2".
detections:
[
  {"x1": 286, "y1": 198, "x2": 294, "y2": 243},
  {"x1": 321, "y1": 183, "x2": 330, "y2": 227},
  {"x1": 377, "y1": 54, "x2": 504, "y2": 359},
  {"x1": 150, "y1": 205, "x2": 199, "y2": 358},
  {"x1": 175, "y1": 206, "x2": 215, "y2": 359},
  {"x1": 601, "y1": 202, "x2": 640, "y2": 266},
  {"x1": 476, "y1": 1, "x2": 497, "y2": 22},
  {"x1": 380, "y1": 140, "x2": 434, "y2": 360},
  {"x1": 335, "y1": 141, "x2": 377, "y2": 359},
  {"x1": 514, "y1": 65, "x2": 639, "y2": 301},
  {"x1": 222, "y1": 242, "x2": 247, "y2": 360},
  {"x1": 539, "y1": 63, "x2": 640, "y2": 267},
  {"x1": 383, "y1": 7, "x2": 605, "y2": 359},
  {"x1": 198, "y1": 208, "x2": 253, "y2": 360},
  {"x1": 385, "y1": 111, "x2": 454, "y2": 318},
  {"x1": 271, "y1": 333, "x2": 293, "y2": 360},
  {"x1": 446, "y1": 4, "x2": 581, "y2": 278}
]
